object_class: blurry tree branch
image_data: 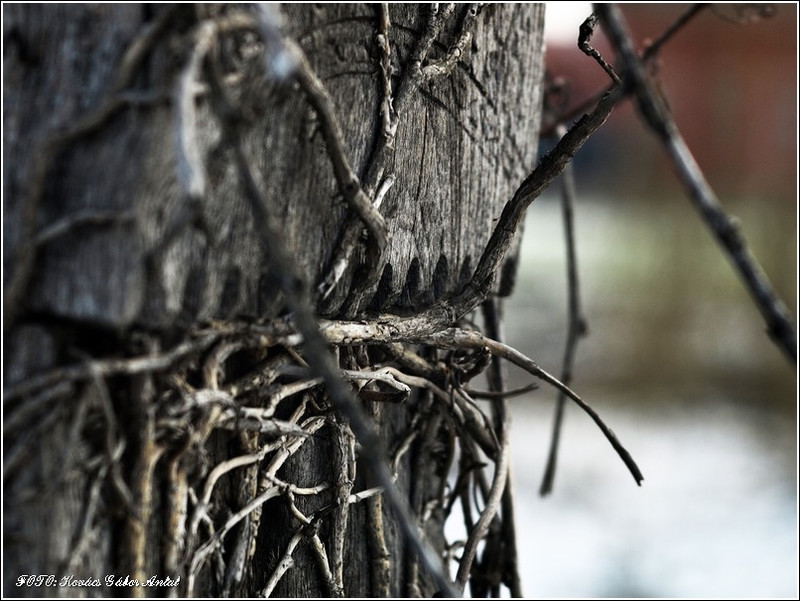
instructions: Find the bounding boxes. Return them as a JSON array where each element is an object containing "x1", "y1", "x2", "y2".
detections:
[{"x1": 597, "y1": 3, "x2": 797, "y2": 364}]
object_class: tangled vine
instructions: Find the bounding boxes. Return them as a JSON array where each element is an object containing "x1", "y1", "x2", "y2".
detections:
[{"x1": 4, "y1": 4, "x2": 793, "y2": 598}]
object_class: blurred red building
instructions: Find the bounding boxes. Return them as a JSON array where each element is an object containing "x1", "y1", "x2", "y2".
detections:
[{"x1": 544, "y1": 3, "x2": 797, "y2": 201}]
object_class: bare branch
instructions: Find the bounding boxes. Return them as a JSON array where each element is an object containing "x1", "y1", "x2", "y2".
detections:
[
  {"x1": 540, "y1": 124, "x2": 589, "y2": 497},
  {"x1": 261, "y1": 472, "x2": 330, "y2": 497},
  {"x1": 186, "y1": 416, "x2": 326, "y2": 593},
  {"x1": 642, "y1": 4, "x2": 709, "y2": 60},
  {"x1": 420, "y1": 327, "x2": 644, "y2": 486},
  {"x1": 85, "y1": 359, "x2": 136, "y2": 513},
  {"x1": 463, "y1": 383, "x2": 538, "y2": 399},
  {"x1": 448, "y1": 85, "x2": 622, "y2": 320},
  {"x1": 349, "y1": 487, "x2": 384, "y2": 503},
  {"x1": 541, "y1": 4, "x2": 709, "y2": 138},
  {"x1": 34, "y1": 209, "x2": 136, "y2": 246},
  {"x1": 4, "y1": 332, "x2": 220, "y2": 402},
  {"x1": 406, "y1": 4, "x2": 454, "y2": 80},
  {"x1": 330, "y1": 419, "x2": 355, "y2": 593},
  {"x1": 367, "y1": 495, "x2": 392, "y2": 597},
  {"x1": 309, "y1": 532, "x2": 344, "y2": 597},
  {"x1": 189, "y1": 487, "x2": 281, "y2": 595},
  {"x1": 578, "y1": 13, "x2": 621, "y2": 85},
  {"x1": 61, "y1": 450, "x2": 118, "y2": 575},
  {"x1": 375, "y1": 3, "x2": 396, "y2": 140},
  {"x1": 482, "y1": 297, "x2": 523, "y2": 597},
  {"x1": 282, "y1": 38, "x2": 390, "y2": 284},
  {"x1": 597, "y1": 3, "x2": 796, "y2": 364},
  {"x1": 260, "y1": 524, "x2": 304, "y2": 597},
  {"x1": 3, "y1": 381, "x2": 73, "y2": 436}
]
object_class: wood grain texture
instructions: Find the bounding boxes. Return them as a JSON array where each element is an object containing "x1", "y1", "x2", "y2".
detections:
[
  {"x1": 4, "y1": 4, "x2": 544, "y2": 331},
  {"x1": 3, "y1": 4, "x2": 545, "y2": 597}
]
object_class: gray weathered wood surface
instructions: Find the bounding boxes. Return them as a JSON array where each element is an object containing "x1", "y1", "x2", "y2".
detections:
[
  {"x1": 4, "y1": 4, "x2": 544, "y2": 332},
  {"x1": 3, "y1": 4, "x2": 544, "y2": 597}
]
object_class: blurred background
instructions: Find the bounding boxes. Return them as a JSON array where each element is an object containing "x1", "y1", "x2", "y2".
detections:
[{"x1": 503, "y1": 3, "x2": 797, "y2": 597}]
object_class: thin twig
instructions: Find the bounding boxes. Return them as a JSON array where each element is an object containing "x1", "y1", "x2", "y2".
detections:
[
  {"x1": 482, "y1": 298, "x2": 523, "y2": 597},
  {"x1": 318, "y1": 174, "x2": 396, "y2": 302},
  {"x1": 61, "y1": 450, "x2": 118, "y2": 575},
  {"x1": 422, "y1": 327, "x2": 644, "y2": 486},
  {"x1": 540, "y1": 124, "x2": 588, "y2": 497},
  {"x1": 4, "y1": 332, "x2": 220, "y2": 402},
  {"x1": 375, "y1": 3, "x2": 396, "y2": 140},
  {"x1": 186, "y1": 416, "x2": 326, "y2": 593},
  {"x1": 2, "y1": 408, "x2": 64, "y2": 480},
  {"x1": 282, "y1": 37, "x2": 389, "y2": 283},
  {"x1": 260, "y1": 524, "x2": 305, "y2": 597},
  {"x1": 597, "y1": 3, "x2": 796, "y2": 364},
  {"x1": 175, "y1": 21, "x2": 215, "y2": 202},
  {"x1": 455, "y1": 299, "x2": 512, "y2": 590},
  {"x1": 221, "y1": 517, "x2": 251, "y2": 596},
  {"x1": 35, "y1": 209, "x2": 137, "y2": 246},
  {"x1": 453, "y1": 387, "x2": 500, "y2": 459},
  {"x1": 330, "y1": 418, "x2": 355, "y2": 593},
  {"x1": 2, "y1": 380, "x2": 73, "y2": 435},
  {"x1": 578, "y1": 13, "x2": 621, "y2": 85},
  {"x1": 407, "y1": 4, "x2": 451, "y2": 78},
  {"x1": 463, "y1": 383, "x2": 538, "y2": 399},
  {"x1": 189, "y1": 485, "x2": 283, "y2": 594},
  {"x1": 643, "y1": 4, "x2": 709, "y2": 60},
  {"x1": 540, "y1": 4, "x2": 709, "y2": 138},
  {"x1": 448, "y1": 85, "x2": 621, "y2": 321},
  {"x1": 349, "y1": 487, "x2": 384, "y2": 503},
  {"x1": 499, "y1": 464, "x2": 522, "y2": 598},
  {"x1": 261, "y1": 472, "x2": 330, "y2": 497},
  {"x1": 114, "y1": 6, "x2": 180, "y2": 93},
  {"x1": 421, "y1": 4, "x2": 484, "y2": 81},
  {"x1": 194, "y1": 446, "x2": 275, "y2": 537},
  {"x1": 84, "y1": 358, "x2": 136, "y2": 513},
  {"x1": 406, "y1": 392, "x2": 445, "y2": 597}
]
